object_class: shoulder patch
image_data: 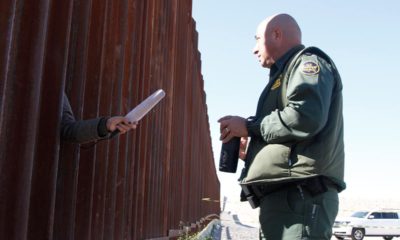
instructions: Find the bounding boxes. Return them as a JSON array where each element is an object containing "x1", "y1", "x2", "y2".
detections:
[{"x1": 301, "y1": 61, "x2": 320, "y2": 75}]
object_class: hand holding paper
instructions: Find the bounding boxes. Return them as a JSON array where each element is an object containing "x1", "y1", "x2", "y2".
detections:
[
  {"x1": 106, "y1": 117, "x2": 137, "y2": 134},
  {"x1": 110, "y1": 89, "x2": 166, "y2": 138}
]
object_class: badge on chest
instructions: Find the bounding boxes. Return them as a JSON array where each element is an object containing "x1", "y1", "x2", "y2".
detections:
[{"x1": 271, "y1": 76, "x2": 282, "y2": 90}]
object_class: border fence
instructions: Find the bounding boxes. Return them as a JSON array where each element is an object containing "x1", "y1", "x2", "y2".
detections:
[{"x1": 0, "y1": 0, "x2": 220, "y2": 239}]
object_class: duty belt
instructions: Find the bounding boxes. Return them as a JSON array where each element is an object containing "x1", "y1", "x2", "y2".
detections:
[{"x1": 241, "y1": 176, "x2": 338, "y2": 209}]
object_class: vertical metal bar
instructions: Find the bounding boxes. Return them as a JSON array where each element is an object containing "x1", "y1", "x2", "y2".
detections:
[
  {"x1": 112, "y1": 0, "x2": 131, "y2": 239},
  {"x1": 0, "y1": 0, "x2": 50, "y2": 239},
  {"x1": 160, "y1": 0, "x2": 177, "y2": 235},
  {"x1": 117, "y1": 5, "x2": 138, "y2": 232},
  {"x1": 53, "y1": 0, "x2": 92, "y2": 239},
  {"x1": 129, "y1": 1, "x2": 147, "y2": 238},
  {"x1": 72, "y1": 0, "x2": 107, "y2": 234},
  {"x1": 87, "y1": 0, "x2": 109, "y2": 239},
  {"x1": 27, "y1": 0, "x2": 74, "y2": 239},
  {"x1": 97, "y1": 0, "x2": 121, "y2": 239},
  {"x1": 126, "y1": 1, "x2": 145, "y2": 240},
  {"x1": 0, "y1": 0, "x2": 16, "y2": 128}
]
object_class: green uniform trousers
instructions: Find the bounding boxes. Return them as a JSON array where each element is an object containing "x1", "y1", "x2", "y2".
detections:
[{"x1": 259, "y1": 184, "x2": 338, "y2": 240}]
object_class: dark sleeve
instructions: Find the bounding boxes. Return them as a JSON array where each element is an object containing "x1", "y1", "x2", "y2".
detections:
[
  {"x1": 61, "y1": 93, "x2": 110, "y2": 143},
  {"x1": 246, "y1": 116, "x2": 262, "y2": 137}
]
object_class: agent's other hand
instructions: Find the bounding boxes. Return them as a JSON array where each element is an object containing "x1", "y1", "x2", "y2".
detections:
[
  {"x1": 239, "y1": 137, "x2": 248, "y2": 160},
  {"x1": 106, "y1": 116, "x2": 137, "y2": 134},
  {"x1": 218, "y1": 115, "x2": 248, "y2": 143}
]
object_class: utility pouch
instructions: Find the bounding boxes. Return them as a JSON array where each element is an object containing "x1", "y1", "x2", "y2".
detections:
[
  {"x1": 301, "y1": 177, "x2": 328, "y2": 196},
  {"x1": 240, "y1": 184, "x2": 260, "y2": 209}
]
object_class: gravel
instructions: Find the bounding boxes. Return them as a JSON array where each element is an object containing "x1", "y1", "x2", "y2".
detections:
[{"x1": 212, "y1": 211, "x2": 259, "y2": 240}]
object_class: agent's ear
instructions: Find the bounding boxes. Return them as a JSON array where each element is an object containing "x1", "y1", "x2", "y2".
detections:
[{"x1": 272, "y1": 28, "x2": 282, "y2": 40}]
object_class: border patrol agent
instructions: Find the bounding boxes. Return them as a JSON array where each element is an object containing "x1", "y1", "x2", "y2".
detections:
[{"x1": 218, "y1": 13, "x2": 345, "y2": 240}]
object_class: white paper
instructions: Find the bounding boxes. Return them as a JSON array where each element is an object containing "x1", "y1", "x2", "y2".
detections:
[{"x1": 125, "y1": 89, "x2": 166, "y2": 122}]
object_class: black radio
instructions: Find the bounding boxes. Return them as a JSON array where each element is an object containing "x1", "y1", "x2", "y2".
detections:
[{"x1": 218, "y1": 137, "x2": 240, "y2": 173}]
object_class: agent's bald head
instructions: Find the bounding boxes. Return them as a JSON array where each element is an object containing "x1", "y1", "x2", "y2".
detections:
[
  {"x1": 266, "y1": 14, "x2": 301, "y2": 44},
  {"x1": 253, "y1": 14, "x2": 302, "y2": 68}
]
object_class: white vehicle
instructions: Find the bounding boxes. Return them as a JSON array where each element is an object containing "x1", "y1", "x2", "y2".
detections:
[{"x1": 333, "y1": 209, "x2": 400, "y2": 240}]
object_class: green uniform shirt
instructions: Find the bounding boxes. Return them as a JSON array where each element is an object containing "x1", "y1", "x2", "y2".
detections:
[{"x1": 241, "y1": 45, "x2": 346, "y2": 192}]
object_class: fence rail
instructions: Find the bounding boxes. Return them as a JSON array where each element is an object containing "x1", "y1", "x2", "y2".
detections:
[{"x1": 0, "y1": 0, "x2": 220, "y2": 239}]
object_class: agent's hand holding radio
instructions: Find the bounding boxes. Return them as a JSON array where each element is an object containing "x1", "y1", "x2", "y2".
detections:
[
  {"x1": 218, "y1": 115, "x2": 248, "y2": 143},
  {"x1": 218, "y1": 116, "x2": 249, "y2": 173}
]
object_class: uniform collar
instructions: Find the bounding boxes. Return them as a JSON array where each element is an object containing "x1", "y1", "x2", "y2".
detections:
[{"x1": 269, "y1": 44, "x2": 305, "y2": 80}]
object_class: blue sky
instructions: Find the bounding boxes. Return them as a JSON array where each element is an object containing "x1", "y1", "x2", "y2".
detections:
[{"x1": 192, "y1": 0, "x2": 400, "y2": 200}]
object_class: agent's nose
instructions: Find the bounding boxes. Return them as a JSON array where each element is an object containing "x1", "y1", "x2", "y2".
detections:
[{"x1": 253, "y1": 45, "x2": 258, "y2": 55}]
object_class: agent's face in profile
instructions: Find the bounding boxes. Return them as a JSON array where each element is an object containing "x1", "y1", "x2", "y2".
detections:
[{"x1": 253, "y1": 22, "x2": 274, "y2": 69}]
